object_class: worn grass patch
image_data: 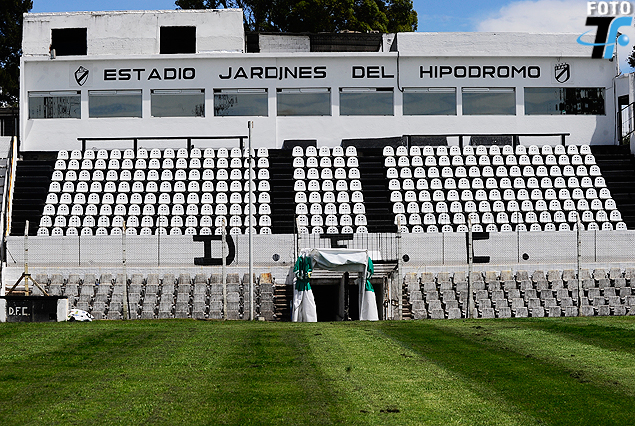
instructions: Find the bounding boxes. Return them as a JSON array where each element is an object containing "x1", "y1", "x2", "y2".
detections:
[{"x1": 0, "y1": 317, "x2": 633, "y2": 425}]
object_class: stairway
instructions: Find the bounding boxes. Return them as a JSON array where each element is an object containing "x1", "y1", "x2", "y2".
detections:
[
  {"x1": 268, "y1": 149, "x2": 295, "y2": 234},
  {"x1": 273, "y1": 283, "x2": 293, "y2": 321},
  {"x1": 591, "y1": 145, "x2": 635, "y2": 228},
  {"x1": 357, "y1": 147, "x2": 395, "y2": 233},
  {"x1": 10, "y1": 159, "x2": 54, "y2": 236}
]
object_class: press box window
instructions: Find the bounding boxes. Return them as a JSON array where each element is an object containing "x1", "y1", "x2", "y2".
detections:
[
  {"x1": 51, "y1": 28, "x2": 87, "y2": 56},
  {"x1": 403, "y1": 88, "x2": 456, "y2": 115},
  {"x1": 277, "y1": 88, "x2": 330, "y2": 116},
  {"x1": 214, "y1": 89, "x2": 268, "y2": 117},
  {"x1": 89, "y1": 90, "x2": 142, "y2": 118},
  {"x1": 160, "y1": 26, "x2": 196, "y2": 54},
  {"x1": 462, "y1": 88, "x2": 516, "y2": 115},
  {"x1": 524, "y1": 87, "x2": 605, "y2": 115},
  {"x1": 28, "y1": 91, "x2": 81, "y2": 119},
  {"x1": 151, "y1": 89, "x2": 205, "y2": 117},
  {"x1": 340, "y1": 88, "x2": 393, "y2": 116}
]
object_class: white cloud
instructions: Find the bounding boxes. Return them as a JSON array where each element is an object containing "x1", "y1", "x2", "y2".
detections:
[{"x1": 477, "y1": 0, "x2": 588, "y2": 33}]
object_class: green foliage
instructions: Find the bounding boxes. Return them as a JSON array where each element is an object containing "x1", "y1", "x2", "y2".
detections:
[
  {"x1": 628, "y1": 46, "x2": 635, "y2": 70},
  {"x1": 176, "y1": 0, "x2": 417, "y2": 33},
  {"x1": 0, "y1": 0, "x2": 32, "y2": 106},
  {"x1": 0, "y1": 317, "x2": 634, "y2": 425}
]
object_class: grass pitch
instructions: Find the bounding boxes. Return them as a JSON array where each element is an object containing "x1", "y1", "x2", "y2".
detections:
[{"x1": 0, "y1": 317, "x2": 634, "y2": 425}]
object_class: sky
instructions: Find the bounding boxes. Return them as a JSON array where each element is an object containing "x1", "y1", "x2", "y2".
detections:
[{"x1": 31, "y1": 0, "x2": 591, "y2": 33}]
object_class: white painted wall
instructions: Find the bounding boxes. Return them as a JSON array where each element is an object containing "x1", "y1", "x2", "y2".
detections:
[
  {"x1": 19, "y1": 17, "x2": 622, "y2": 150},
  {"x1": 21, "y1": 52, "x2": 616, "y2": 150},
  {"x1": 22, "y1": 10, "x2": 244, "y2": 57},
  {"x1": 5, "y1": 231, "x2": 635, "y2": 275},
  {"x1": 395, "y1": 32, "x2": 592, "y2": 57}
]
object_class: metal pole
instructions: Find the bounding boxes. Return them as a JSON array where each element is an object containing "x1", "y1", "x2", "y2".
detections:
[
  {"x1": 467, "y1": 217, "x2": 474, "y2": 319},
  {"x1": 248, "y1": 121, "x2": 254, "y2": 320},
  {"x1": 222, "y1": 218, "x2": 227, "y2": 320},
  {"x1": 24, "y1": 220, "x2": 29, "y2": 296},
  {"x1": 396, "y1": 216, "x2": 402, "y2": 320},
  {"x1": 122, "y1": 226, "x2": 129, "y2": 320},
  {"x1": 577, "y1": 215, "x2": 583, "y2": 316}
]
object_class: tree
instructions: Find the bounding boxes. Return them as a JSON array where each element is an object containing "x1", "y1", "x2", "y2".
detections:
[
  {"x1": 176, "y1": 0, "x2": 417, "y2": 33},
  {"x1": 0, "y1": 0, "x2": 32, "y2": 106},
  {"x1": 628, "y1": 46, "x2": 635, "y2": 70}
]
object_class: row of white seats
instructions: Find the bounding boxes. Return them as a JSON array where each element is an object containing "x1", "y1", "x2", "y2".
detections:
[
  {"x1": 395, "y1": 221, "x2": 625, "y2": 233},
  {"x1": 45, "y1": 202, "x2": 271, "y2": 217},
  {"x1": 393, "y1": 210, "x2": 622, "y2": 226},
  {"x1": 382, "y1": 144, "x2": 592, "y2": 157},
  {"x1": 385, "y1": 154, "x2": 596, "y2": 168},
  {"x1": 389, "y1": 188, "x2": 613, "y2": 205},
  {"x1": 293, "y1": 156, "x2": 358, "y2": 168},
  {"x1": 294, "y1": 192, "x2": 364, "y2": 208},
  {"x1": 294, "y1": 179, "x2": 362, "y2": 193},
  {"x1": 297, "y1": 214, "x2": 367, "y2": 227},
  {"x1": 46, "y1": 192, "x2": 268, "y2": 206},
  {"x1": 50, "y1": 177, "x2": 269, "y2": 194},
  {"x1": 54, "y1": 157, "x2": 267, "y2": 171},
  {"x1": 53, "y1": 168, "x2": 264, "y2": 183},
  {"x1": 389, "y1": 176, "x2": 606, "y2": 191},
  {"x1": 41, "y1": 214, "x2": 272, "y2": 229},
  {"x1": 297, "y1": 202, "x2": 366, "y2": 215},
  {"x1": 294, "y1": 168, "x2": 360, "y2": 180},
  {"x1": 297, "y1": 225, "x2": 367, "y2": 234},
  {"x1": 387, "y1": 165, "x2": 602, "y2": 180},
  {"x1": 45, "y1": 186, "x2": 272, "y2": 205},
  {"x1": 392, "y1": 177, "x2": 605, "y2": 193},
  {"x1": 393, "y1": 199, "x2": 618, "y2": 214},
  {"x1": 38, "y1": 226, "x2": 273, "y2": 237},
  {"x1": 291, "y1": 146, "x2": 357, "y2": 157},
  {"x1": 57, "y1": 147, "x2": 270, "y2": 161}
]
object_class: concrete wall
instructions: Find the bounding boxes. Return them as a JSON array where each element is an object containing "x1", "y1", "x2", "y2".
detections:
[
  {"x1": 21, "y1": 52, "x2": 615, "y2": 150},
  {"x1": 259, "y1": 35, "x2": 310, "y2": 53},
  {"x1": 5, "y1": 231, "x2": 635, "y2": 282},
  {"x1": 22, "y1": 10, "x2": 244, "y2": 57},
  {"x1": 395, "y1": 32, "x2": 592, "y2": 57}
]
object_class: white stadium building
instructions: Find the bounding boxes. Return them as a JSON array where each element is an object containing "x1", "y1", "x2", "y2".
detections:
[{"x1": 2, "y1": 9, "x2": 635, "y2": 322}]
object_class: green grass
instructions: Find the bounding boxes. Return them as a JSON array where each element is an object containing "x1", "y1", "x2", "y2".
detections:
[{"x1": 1, "y1": 317, "x2": 634, "y2": 425}]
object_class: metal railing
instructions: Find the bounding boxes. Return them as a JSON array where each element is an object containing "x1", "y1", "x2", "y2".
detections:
[
  {"x1": 618, "y1": 101, "x2": 634, "y2": 144},
  {"x1": 77, "y1": 135, "x2": 248, "y2": 152}
]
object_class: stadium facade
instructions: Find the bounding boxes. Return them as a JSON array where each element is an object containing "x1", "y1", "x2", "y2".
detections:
[{"x1": 3, "y1": 9, "x2": 635, "y2": 322}]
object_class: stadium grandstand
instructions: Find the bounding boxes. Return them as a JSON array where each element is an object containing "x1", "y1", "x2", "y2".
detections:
[{"x1": 2, "y1": 8, "x2": 635, "y2": 322}]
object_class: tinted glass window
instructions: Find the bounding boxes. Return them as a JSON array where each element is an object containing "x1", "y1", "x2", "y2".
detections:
[
  {"x1": 340, "y1": 88, "x2": 393, "y2": 116},
  {"x1": 151, "y1": 89, "x2": 205, "y2": 117},
  {"x1": 214, "y1": 89, "x2": 268, "y2": 116},
  {"x1": 28, "y1": 92, "x2": 81, "y2": 118},
  {"x1": 525, "y1": 87, "x2": 605, "y2": 115},
  {"x1": 403, "y1": 88, "x2": 456, "y2": 115},
  {"x1": 277, "y1": 88, "x2": 330, "y2": 116},
  {"x1": 462, "y1": 88, "x2": 516, "y2": 115},
  {"x1": 89, "y1": 90, "x2": 142, "y2": 118}
]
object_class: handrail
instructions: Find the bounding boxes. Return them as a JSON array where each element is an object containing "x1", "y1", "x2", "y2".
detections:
[
  {"x1": 77, "y1": 135, "x2": 248, "y2": 152},
  {"x1": 4, "y1": 136, "x2": 18, "y2": 240},
  {"x1": 405, "y1": 133, "x2": 571, "y2": 148},
  {"x1": 618, "y1": 101, "x2": 634, "y2": 144}
]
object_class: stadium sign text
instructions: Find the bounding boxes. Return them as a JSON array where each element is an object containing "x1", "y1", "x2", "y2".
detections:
[
  {"x1": 103, "y1": 67, "x2": 196, "y2": 81},
  {"x1": 419, "y1": 65, "x2": 541, "y2": 79},
  {"x1": 219, "y1": 66, "x2": 327, "y2": 79}
]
